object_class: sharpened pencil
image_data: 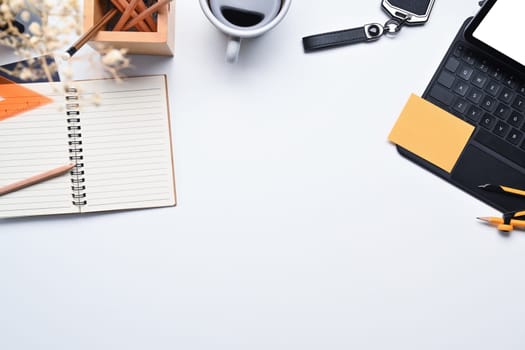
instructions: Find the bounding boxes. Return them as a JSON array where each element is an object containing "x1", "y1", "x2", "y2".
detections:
[
  {"x1": 0, "y1": 163, "x2": 75, "y2": 196},
  {"x1": 65, "y1": 8, "x2": 119, "y2": 58}
]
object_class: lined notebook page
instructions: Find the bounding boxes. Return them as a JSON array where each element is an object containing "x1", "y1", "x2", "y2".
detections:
[
  {"x1": 0, "y1": 83, "x2": 76, "y2": 218},
  {"x1": 77, "y1": 76, "x2": 176, "y2": 213}
]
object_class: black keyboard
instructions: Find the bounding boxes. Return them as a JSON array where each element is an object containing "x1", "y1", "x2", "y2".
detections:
[{"x1": 425, "y1": 41, "x2": 525, "y2": 169}]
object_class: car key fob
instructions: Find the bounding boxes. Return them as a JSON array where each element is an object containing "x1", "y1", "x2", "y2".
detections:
[
  {"x1": 302, "y1": 0, "x2": 436, "y2": 53},
  {"x1": 381, "y1": 0, "x2": 435, "y2": 25}
]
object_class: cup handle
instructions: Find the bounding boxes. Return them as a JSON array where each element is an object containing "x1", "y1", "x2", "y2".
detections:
[{"x1": 226, "y1": 37, "x2": 241, "y2": 63}]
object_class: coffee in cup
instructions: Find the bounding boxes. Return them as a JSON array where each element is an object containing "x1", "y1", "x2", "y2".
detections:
[{"x1": 200, "y1": 0, "x2": 292, "y2": 63}]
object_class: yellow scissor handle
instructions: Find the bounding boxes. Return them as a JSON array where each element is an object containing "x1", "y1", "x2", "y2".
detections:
[
  {"x1": 513, "y1": 210, "x2": 525, "y2": 218},
  {"x1": 497, "y1": 212, "x2": 525, "y2": 232},
  {"x1": 497, "y1": 223, "x2": 514, "y2": 232},
  {"x1": 501, "y1": 186, "x2": 525, "y2": 197}
]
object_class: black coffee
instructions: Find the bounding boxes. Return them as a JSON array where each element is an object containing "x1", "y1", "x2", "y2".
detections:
[{"x1": 220, "y1": 6, "x2": 264, "y2": 27}]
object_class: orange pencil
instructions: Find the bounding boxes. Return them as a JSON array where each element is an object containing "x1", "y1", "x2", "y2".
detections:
[
  {"x1": 122, "y1": 0, "x2": 172, "y2": 31},
  {"x1": 109, "y1": 0, "x2": 152, "y2": 31},
  {"x1": 135, "y1": 0, "x2": 157, "y2": 31},
  {"x1": 113, "y1": 0, "x2": 141, "y2": 31},
  {"x1": 0, "y1": 164, "x2": 75, "y2": 196}
]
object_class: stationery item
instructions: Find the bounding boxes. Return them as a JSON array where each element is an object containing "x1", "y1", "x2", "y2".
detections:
[
  {"x1": 108, "y1": 0, "x2": 152, "y2": 32},
  {"x1": 302, "y1": 0, "x2": 434, "y2": 52},
  {"x1": 0, "y1": 75, "x2": 176, "y2": 218},
  {"x1": 477, "y1": 211, "x2": 525, "y2": 232},
  {"x1": 134, "y1": 0, "x2": 158, "y2": 31},
  {"x1": 0, "y1": 164, "x2": 74, "y2": 196},
  {"x1": 388, "y1": 94, "x2": 474, "y2": 173},
  {"x1": 83, "y1": 0, "x2": 175, "y2": 56},
  {"x1": 113, "y1": 0, "x2": 141, "y2": 31},
  {"x1": 394, "y1": 0, "x2": 525, "y2": 213},
  {"x1": 0, "y1": 76, "x2": 53, "y2": 122},
  {"x1": 477, "y1": 184, "x2": 525, "y2": 231},
  {"x1": 200, "y1": 0, "x2": 291, "y2": 63},
  {"x1": 478, "y1": 184, "x2": 525, "y2": 198},
  {"x1": 65, "y1": 8, "x2": 119, "y2": 57},
  {"x1": 122, "y1": 0, "x2": 173, "y2": 31}
]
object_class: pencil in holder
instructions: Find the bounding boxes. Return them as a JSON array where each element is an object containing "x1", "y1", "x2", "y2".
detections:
[{"x1": 83, "y1": 0, "x2": 175, "y2": 56}]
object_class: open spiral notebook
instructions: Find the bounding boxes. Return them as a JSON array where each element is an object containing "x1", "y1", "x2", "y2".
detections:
[{"x1": 0, "y1": 75, "x2": 176, "y2": 218}]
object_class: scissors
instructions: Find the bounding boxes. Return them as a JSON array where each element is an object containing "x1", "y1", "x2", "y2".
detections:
[
  {"x1": 477, "y1": 210, "x2": 525, "y2": 232},
  {"x1": 477, "y1": 184, "x2": 525, "y2": 232}
]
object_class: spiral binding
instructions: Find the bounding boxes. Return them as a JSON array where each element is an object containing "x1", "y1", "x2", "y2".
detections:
[{"x1": 66, "y1": 87, "x2": 87, "y2": 207}]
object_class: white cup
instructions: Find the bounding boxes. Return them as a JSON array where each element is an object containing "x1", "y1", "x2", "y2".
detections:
[{"x1": 199, "y1": 0, "x2": 292, "y2": 63}]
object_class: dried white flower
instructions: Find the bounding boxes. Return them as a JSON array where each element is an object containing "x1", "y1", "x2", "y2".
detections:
[
  {"x1": 28, "y1": 22, "x2": 42, "y2": 36},
  {"x1": 20, "y1": 10, "x2": 31, "y2": 22},
  {"x1": 101, "y1": 49, "x2": 129, "y2": 67},
  {"x1": 44, "y1": 0, "x2": 55, "y2": 11},
  {"x1": 62, "y1": 66, "x2": 73, "y2": 80},
  {"x1": 0, "y1": 0, "x2": 131, "y2": 83},
  {"x1": 29, "y1": 36, "x2": 39, "y2": 45},
  {"x1": 0, "y1": 4, "x2": 12, "y2": 19},
  {"x1": 8, "y1": 0, "x2": 25, "y2": 12},
  {"x1": 92, "y1": 93, "x2": 102, "y2": 106},
  {"x1": 19, "y1": 67, "x2": 33, "y2": 80}
]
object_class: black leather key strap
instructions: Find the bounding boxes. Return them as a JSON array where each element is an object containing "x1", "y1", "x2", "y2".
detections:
[{"x1": 302, "y1": 23, "x2": 383, "y2": 53}]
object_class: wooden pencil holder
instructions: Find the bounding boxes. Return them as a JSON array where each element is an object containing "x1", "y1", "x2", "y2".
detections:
[{"x1": 83, "y1": 0, "x2": 175, "y2": 56}]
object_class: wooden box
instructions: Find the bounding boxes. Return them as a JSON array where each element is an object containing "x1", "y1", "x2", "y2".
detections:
[{"x1": 83, "y1": 0, "x2": 175, "y2": 56}]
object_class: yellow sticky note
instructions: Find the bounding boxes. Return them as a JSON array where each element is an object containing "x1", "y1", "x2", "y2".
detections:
[{"x1": 388, "y1": 94, "x2": 474, "y2": 173}]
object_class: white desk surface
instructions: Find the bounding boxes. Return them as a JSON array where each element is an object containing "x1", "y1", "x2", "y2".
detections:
[{"x1": 2, "y1": 1, "x2": 525, "y2": 349}]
